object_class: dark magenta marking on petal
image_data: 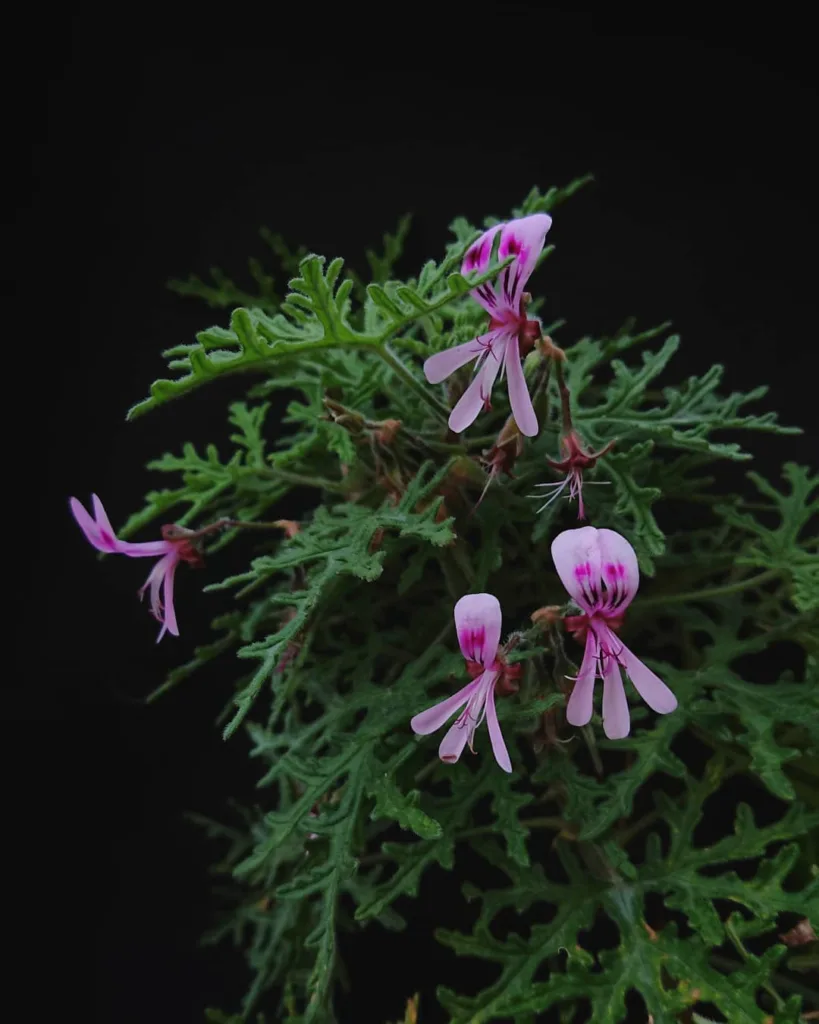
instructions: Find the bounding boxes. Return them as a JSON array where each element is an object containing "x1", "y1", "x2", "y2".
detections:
[
  {"x1": 501, "y1": 233, "x2": 522, "y2": 257},
  {"x1": 601, "y1": 563, "x2": 629, "y2": 611},
  {"x1": 467, "y1": 241, "x2": 489, "y2": 271},
  {"x1": 509, "y1": 266, "x2": 522, "y2": 303},
  {"x1": 477, "y1": 335, "x2": 495, "y2": 355}
]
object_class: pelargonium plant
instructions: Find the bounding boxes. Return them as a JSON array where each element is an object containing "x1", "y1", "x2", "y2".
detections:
[{"x1": 72, "y1": 179, "x2": 818, "y2": 1023}]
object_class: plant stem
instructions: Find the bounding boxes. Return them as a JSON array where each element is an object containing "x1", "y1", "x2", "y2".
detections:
[
  {"x1": 615, "y1": 810, "x2": 662, "y2": 847},
  {"x1": 710, "y1": 952, "x2": 818, "y2": 1005},
  {"x1": 357, "y1": 815, "x2": 569, "y2": 866},
  {"x1": 464, "y1": 433, "x2": 499, "y2": 449},
  {"x1": 457, "y1": 816, "x2": 569, "y2": 843},
  {"x1": 377, "y1": 344, "x2": 451, "y2": 423},
  {"x1": 217, "y1": 518, "x2": 292, "y2": 530},
  {"x1": 552, "y1": 355, "x2": 573, "y2": 433},
  {"x1": 723, "y1": 921, "x2": 786, "y2": 1010},
  {"x1": 581, "y1": 724, "x2": 604, "y2": 777},
  {"x1": 254, "y1": 465, "x2": 347, "y2": 493},
  {"x1": 648, "y1": 568, "x2": 781, "y2": 606}
]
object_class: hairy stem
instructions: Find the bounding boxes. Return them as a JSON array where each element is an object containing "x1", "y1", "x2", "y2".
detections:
[
  {"x1": 257, "y1": 465, "x2": 347, "y2": 493},
  {"x1": 581, "y1": 724, "x2": 605, "y2": 777},
  {"x1": 649, "y1": 567, "x2": 781, "y2": 606},
  {"x1": 457, "y1": 816, "x2": 569, "y2": 842},
  {"x1": 710, "y1": 953, "x2": 818, "y2": 1006},
  {"x1": 377, "y1": 344, "x2": 451, "y2": 422},
  {"x1": 724, "y1": 920, "x2": 785, "y2": 1010},
  {"x1": 552, "y1": 354, "x2": 573, "y2": 434},
  {"x1": 357, "y1": 816, "x2": 569, "y2": 867}
]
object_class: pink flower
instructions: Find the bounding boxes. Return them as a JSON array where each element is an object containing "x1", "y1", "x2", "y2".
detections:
[
  {"x1": 534, "y1": 431, "x2": 614, "y2": 520},
  {"x1": 410, "y1": 593, "x2": 512, "y2": 772},
  {"x1": 423, "y1": 214, "x2": 552, "y2": 437},
  {"x1": 70, "y1": 494, "x2": 202, "y2": 641},
  {"x1": 551, "y1": 527, "x2": 677, "y2": 739}
]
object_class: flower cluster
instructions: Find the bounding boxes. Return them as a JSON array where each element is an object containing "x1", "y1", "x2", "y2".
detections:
[
  {"x1": 70, "y1": 212, "x2": 677, "y2": 775},
  {"x1": 412, "y1": 527, "x2": 676, "y2": 770},
  {"x1": 414, "y1": 213, "x2": 676, "y2": 770}
]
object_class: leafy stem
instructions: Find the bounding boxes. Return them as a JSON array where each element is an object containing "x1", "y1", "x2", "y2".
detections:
[
  {"x1": 377, "y1": 344, "x2": 451, "y2": 423},
  {"x1": 724, "y1": 918, "x2": 785, "y2": 1010},
  {"x1": 648, "y1": 567, "x2": 782, "y2": 606},
  {"x1": 357, "y1": 815, "x2": 569, "y2": 867},
  {"x1": 257, "y1": 465, "x2": 347, "y2": 493},
  {"x1": 710, "y1": 953, "x2": 819, "y2": 1006}
]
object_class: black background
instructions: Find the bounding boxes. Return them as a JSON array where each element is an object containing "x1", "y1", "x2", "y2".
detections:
[{"x1": 18, "y1": 10, "x2": 816, "y2": 1023}]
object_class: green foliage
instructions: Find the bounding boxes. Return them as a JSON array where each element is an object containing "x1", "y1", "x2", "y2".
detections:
[
  {"x1": 117, "y1": 181, "x2": 818, "y2": 1021},
  {"x1": 437, "y1": 783, "x2": 817, "y2": 1022},
  {"x1": 128, "y1": 256, "x2": 515, "y2": 420},
  {"x1": 718, "y1": 462, "x2": 819, "y2": 611}
]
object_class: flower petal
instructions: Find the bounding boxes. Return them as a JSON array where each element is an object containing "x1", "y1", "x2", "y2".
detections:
[
  {"x1": 503, "y1": 334, "x2": 538, "y2": 436},
  {"x1": 596, "y1": 528, "x2": 640, "y2": 612},
  {"x1": 497, "y1": 214, "x2": 552, "y2": 308},
  {"x1": 484, "y1": 676, "x2": 512, "y2": 772},
  {"x1": 70, "y1": 495, "x2": 171, "y2": 558},
  {"x1": 454, "y1": 593, "x2": 502, "y2": 667},
  {"x1": 462, "y1": 223, "x2": 504, "y2": 315},
  {"x1": 140, "y1": 554, "x2": 169, "y2": 620},
  {"x1": 160, "y1": 554, "x2": 180, "y2": 639},
  {"x1": 448, "y1": 339, "x2": 505, "y2": 433},
  {"x1": 550, "y1": 527, "x2": 603, "y2": 613},
  {"x1": 438, "y1": 715, "x2": 470, "y2": 764},
  {"x1": 618, "y1": 639, "x2": 677, "y2": 714},
  {"x1": 602, "y1": 655, "x2": 630, "y2": 739},
  {"x1": 90, "y1": 494, "x2": 119, "y2": 549},
  {"x1": 118, "y1": 539, "x2": 176, "y2": 558},
  {"x1": 423, "y1": 335, "x2": 486, "y2": 385},
  {"x1": 566, "y1": 630, "x2": 599, "y2": 727},
  {"x1": 69, "y1": 496, "x2": 109, "y2": 552},
  {"x1": 410, "y1": 678, "x2": 479, "y2": 735}
]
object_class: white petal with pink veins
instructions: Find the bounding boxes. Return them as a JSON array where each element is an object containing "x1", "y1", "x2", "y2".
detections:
[
  {"x1": 448, "y1": 340, "x2": 505, "y2": 433},
  {"x1": 454, "y1": 593, "x2": 502, "y2": 666}
]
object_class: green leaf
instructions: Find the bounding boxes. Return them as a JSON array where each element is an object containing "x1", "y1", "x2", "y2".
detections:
[
  {"x1": 129, "y1": 263, "x2": 367, "y2": 418},
  {"x1": 718, "y1": 463, "x2": 819, "y2": 611},
  {"x1": 367, "y1": 774, "x2": 443, "y2": 841},
  {"x1": 169, "y1": 261, "x2": 279, "y2": 313},
  {"x1": 438, "y1": 790, "x2": 818, "y2": 1022},
  {"x1": 145, "y1": 613, "x2": 240, "y2": 703},
  {"x1": 130, "y1": 249, "x2": 513, "y2": 418},
  {"x1": 365, "y1": 213, "x2": 412, "y2": 282},
  {"x1": 602, "y1": 441, "x2": 665, "y2": 572},
  {"x1": 574, "y1": 335, "x2": 799, "y2": 460}
]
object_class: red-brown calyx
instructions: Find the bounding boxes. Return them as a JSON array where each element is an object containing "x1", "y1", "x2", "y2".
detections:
[
  {"x1": 470, "y1": 415, "x2": 525, "y2": 517},
  {"x1": 482, "y1": 415, "x2": 524, "y2": 480},
  {"x1": 465, "y1": 652, "x2": 522, "y2": 696},
  {"x1": 160, "y1": 524, "x2": 206, "y2": 567},
  {"x1": 563, "y1": 611, "x2": 625, "y2": 641},
  {"x1": 547, "y1": 430, "x2": 615, "y2": 476}
]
